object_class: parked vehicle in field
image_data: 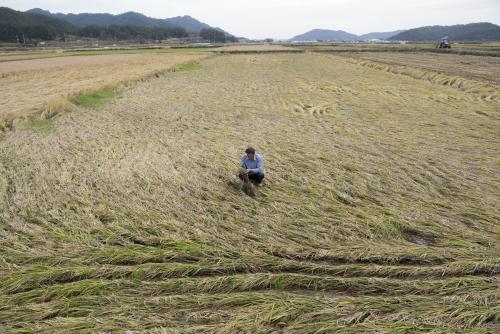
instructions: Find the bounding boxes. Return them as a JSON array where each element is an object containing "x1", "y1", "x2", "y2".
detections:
[{"x1": 437, "y1": 36, "x2": 451, "y2": 48}]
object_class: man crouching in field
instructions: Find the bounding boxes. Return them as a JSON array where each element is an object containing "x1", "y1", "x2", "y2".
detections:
[{"x1": 239, "y1": 147, "x2": 265, "y2": 190}]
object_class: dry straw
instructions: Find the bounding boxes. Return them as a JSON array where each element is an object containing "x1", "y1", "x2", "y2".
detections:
[{"x1": 0, "y1": 51, "x2": 498, "y2": 332}]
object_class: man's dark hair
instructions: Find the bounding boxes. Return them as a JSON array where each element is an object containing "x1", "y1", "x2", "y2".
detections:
[{"x1": 245, "y1": 147, "x2": 256, "y2": 154}]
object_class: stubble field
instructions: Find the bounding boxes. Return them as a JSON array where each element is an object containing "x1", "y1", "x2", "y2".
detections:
[
  {"x1": 0, "y1": 51, "x2": 499, "y2": 333},
  {"x1": 0, "y1": 52, "x2": 206, "y2": 123},
  {"x1": 335, "y1": 52, "x2": 500, "y2": 85}
]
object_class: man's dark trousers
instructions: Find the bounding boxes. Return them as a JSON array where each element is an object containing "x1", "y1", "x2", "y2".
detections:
[{"x1": 239, "y1": 171, "x2": 265, "y2": 184}]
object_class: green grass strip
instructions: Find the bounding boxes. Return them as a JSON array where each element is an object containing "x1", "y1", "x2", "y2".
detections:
[
  {"x1": 177, "y1": 62, "x2": 201, "y2": 72},
  {"x1": 71, "y1": 87, "x2": 120, "y2": 109},
  {"x1": 26, "y1": 116, "x2": 55, "y2": 134}
]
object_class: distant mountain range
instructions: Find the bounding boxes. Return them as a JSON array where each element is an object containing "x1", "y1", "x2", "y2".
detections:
[
  {"x1": 291, "y1": 23, "x2": 500, "y2": 42},
  {"x1": 359, "y1": 30, "x2": 406, "y2": 40},
  {"x1": 387, "y1": 23, "x2": 500, "y2": 41},
  {"x1": 2, "y1": 7, "x2": 500, "y2": 43},
  {"x1": 26, "y1": 8, "x2": 231, "y2": 36},
  {"x1": 291, "y1": 29, "x2": 358, "y2": 42},
  {"x1": 290, "y1": 29, "x2": 404, "y2": 42}
]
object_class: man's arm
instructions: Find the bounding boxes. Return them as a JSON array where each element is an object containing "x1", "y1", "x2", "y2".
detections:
[
  {"x1": 240, "y1": 156, "x2": 252, "y2": 174},
  {"x1": 251, "y1": 155, "x2": 263, "y2": 174}
]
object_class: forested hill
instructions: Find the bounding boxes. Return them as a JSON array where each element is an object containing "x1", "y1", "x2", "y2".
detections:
[
  {"x1": 26, "y1": 8, "x2": 229, "y2": 35},
  {"x1": 0, "y1": 7, "x2": 188, "y2": 42},
  {"x1": 0, "y1": 7, "x2": 237, "y2": 43},
  {"x1": 389, "y1": 22, "x2": 500, "y2": 41},
  {"x1": 0, "y1": 7, "x2": 74, "y2": 41}
]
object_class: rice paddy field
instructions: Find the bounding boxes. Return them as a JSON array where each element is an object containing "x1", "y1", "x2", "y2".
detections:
[
  {"x1": 214, "y1": 44, "x2": 300, "y2": 52},
  {"x1": 292, "y1": 42, "x2": 500, "y2": 56},
  {"x1": 335, "y1": 52, "x2": 500, "y2": 85},
  {"x1": 0, "y1": 52, "x2": 206, "y2": 124},
  {"x1": 0, "y1": 48, "x2": 499, "y2": 333}
]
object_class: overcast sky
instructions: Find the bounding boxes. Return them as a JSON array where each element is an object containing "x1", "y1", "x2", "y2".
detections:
[{"x1": 2, "y1": 0, "x2": 499, "y2": 39}]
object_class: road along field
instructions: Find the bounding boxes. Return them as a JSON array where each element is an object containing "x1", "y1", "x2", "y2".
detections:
[
  {"x1": 336, "y1": 51, "x2": 500, "y2": 85},
  {"x1": 0, "y1": 52, "x2": 207, "y2": 124},
  {"x1": 0, "y1": 52, "x2": 499, "y2": 332}
]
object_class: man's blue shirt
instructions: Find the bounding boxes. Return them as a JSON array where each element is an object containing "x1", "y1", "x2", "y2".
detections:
[{"x1": 241, "y1": 154, "x2": 264, "y2": 174}]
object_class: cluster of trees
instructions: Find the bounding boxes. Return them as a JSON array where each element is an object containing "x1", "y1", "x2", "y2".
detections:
[
  {"x1": 0, "y1": 24, "x2": 188, "y2": 43},
  {"x1": 200, "y1": 28, "x2": 238, "y2": 43},
  {"x1": 78, "y1": 25, "x2": 188, "y2": 40},
  {"x1": 0, "y1": 23, "x2": 60, "y2": 42}
]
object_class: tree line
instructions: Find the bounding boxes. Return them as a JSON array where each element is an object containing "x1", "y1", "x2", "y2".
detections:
[
  {"x1": 200, "y1": 28, "x2": 238, "y2": 43},
  {"x1": 77, "y1": 25, "x2": 188, "y2": 40},
  {"x1": 0, "y1": 23, "x2": 188, "y2": 42}
]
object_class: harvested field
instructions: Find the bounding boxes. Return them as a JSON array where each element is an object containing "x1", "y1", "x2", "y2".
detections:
[
  {"x1": 0, "y1": 51, "x2": 63, "y2": 62},
  {"x1": 336, "y1": 51, "x2": 500, "y2": 85},
  {"x1": 0, "y1": 52, "x2": 499, "y2": 332},
  {"x1": 0, "y1": 52, "x2": 207, "y2": 122},
  {"x1": 215, "y1": 44, "x2": 300, "y2": 52},
  {"x1": 293, "y1": 42, "x2": 500, "y2": 56},
  {"x1": 0, "y1": 53, "x2": 177, "y2": 74},
  {"x1": 0, "y1": 47, "x2": 212, "y2": 63},
  {"x1": 326, "y1": 54, "x2": 500, "y2": 101}
]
